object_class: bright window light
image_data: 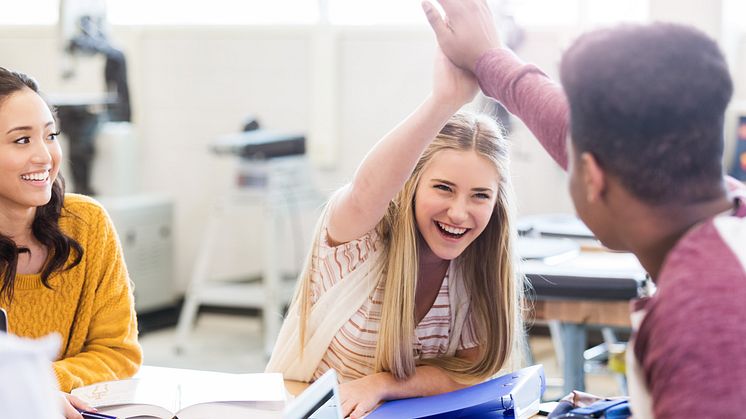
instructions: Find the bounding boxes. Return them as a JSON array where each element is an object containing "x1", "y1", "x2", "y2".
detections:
[
  {"x1": 513, "y1": 0, "x2": 648, "y2": 27},
  {"x1": 0, "y1": 0, "x2": 59, "y2": 25},
  {"x1": 586, "y1": 0, "x2": 647, "y2": 26},
  {"x1": 107, "y1": 0, "x2": 318, "y2": 25},
  {"x1": 513, "y1": 0, "x2": 580, "y2": 26},
  {"x1": 327, "y1": 0, "x2": 428, "y2": 25}
]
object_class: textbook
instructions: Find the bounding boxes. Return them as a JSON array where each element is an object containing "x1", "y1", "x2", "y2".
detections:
[
  {"x1": 71, "y1": 366, "x2": 286, "y2": 419},
  {"x1": 366, "y1": 364, "x2": 546, "y2": 419}
]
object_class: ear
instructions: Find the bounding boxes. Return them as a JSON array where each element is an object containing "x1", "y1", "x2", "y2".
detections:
[{"x1": 579, "y1": 152, "x2": 606, "y2": 203}]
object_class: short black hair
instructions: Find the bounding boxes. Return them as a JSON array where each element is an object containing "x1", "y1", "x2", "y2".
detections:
[{"x1": 560, "y1": 23, "x2": 733, "y2": 205}]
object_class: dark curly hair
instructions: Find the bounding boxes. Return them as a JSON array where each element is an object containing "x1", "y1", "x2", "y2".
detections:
[{"x1": 0, "y1": 67, "x2": 83, "y2": 303}]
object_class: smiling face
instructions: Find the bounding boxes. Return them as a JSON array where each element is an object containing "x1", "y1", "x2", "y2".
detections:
[
  {"x1": 414, "y1": 149, "x2": 500, "y2": 261},
  {"x1": 0, "y1": 88, "x2": 61, "y2": 212}
]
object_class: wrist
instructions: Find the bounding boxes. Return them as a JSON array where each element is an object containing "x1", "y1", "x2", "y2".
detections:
[
  {"x1": 374, "y1": 372, "x2": 396, "y2": 401},
  {"x1": 426, "y1": 93, "x2": 467, "y2": 116}
]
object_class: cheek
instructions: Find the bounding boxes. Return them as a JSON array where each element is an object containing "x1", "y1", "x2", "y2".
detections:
[
  {"x1": 473, "y1": 204, "x2": 495, "y2": 232},
  {"x1": 49, "y1": 144, "x2": 62, "y2": 168}
]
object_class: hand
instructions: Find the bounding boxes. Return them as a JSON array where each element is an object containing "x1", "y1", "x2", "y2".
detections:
[
  {"x1": 339, "y1": 374, "x2": 387, "y2": 418},
  {"x1": 432, "y1": 47, "x2": 479, "y2": 108},
  {"x1": 60, "y1": 392, "x2": 94, "y2": 419},
  {"x1": 422, "y1": 0, "x2": 502, "y2": 73}
]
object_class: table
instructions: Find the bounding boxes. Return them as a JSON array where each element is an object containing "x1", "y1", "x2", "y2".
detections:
[{"x1": 522, "y1": 246, "x2": 646, "y2": 394}]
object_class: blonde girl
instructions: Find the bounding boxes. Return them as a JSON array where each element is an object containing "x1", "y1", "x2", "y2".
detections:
[{"x1": 267, "y1": 49, "x2": 523, "y2": 418}]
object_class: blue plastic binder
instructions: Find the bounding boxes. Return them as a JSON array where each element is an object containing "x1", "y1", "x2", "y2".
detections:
[{"x1": 366, "y1": 364, "x2": 546, "y2": 419}]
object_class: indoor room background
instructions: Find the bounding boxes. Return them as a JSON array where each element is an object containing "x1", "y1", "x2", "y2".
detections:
[{"x1": 1, "y1": 0, "x2": 744, "y2": 348}]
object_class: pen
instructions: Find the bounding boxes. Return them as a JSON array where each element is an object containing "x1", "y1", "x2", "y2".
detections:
[{"x1": 76, "y1": 408, "x2": 119, "y2": 419}]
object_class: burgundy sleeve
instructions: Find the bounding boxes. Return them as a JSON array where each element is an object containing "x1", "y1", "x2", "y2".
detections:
[
  {"x1": 474, "y1": 48, "x2": 570, "y2": 170},
  {"x1": 634, "y1": 224, "x2": 746, "y2": 417}
]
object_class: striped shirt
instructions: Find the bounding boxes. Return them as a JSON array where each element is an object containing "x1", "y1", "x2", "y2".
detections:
[{"x1": 310, "y1": 227, "x2": 479, "y2": 382}]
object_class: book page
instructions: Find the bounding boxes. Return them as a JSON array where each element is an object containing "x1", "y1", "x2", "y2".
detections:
[
  {"x1": 177, "y1": 373, "x2": 286, "y2": 409},
  {"x1": 72, "y1": 367, "x2": 286, "y2": 417},
  {"x1": 72, "y1": 378, "x2": 179, "y2": 414}
]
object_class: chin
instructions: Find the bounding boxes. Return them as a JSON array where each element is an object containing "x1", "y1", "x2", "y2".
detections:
[
  {"x1": 431, "y1": 244, "x2": 468, "y2": 261},
  {"x1": 596, "y1": 235, "x2": 628, "y2": 252},
  {"x1": 28, "y1": 193, "x2": 53, "y2": 208}
]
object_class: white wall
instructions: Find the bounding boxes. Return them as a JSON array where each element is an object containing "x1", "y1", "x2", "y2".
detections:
[{"x1": 0, "y1": 3, "x2": 743, "y2": 292}]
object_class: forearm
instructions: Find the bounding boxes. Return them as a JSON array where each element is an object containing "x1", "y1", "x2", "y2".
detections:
[
  {"x1": 475, "y1": 48, "x2": 570, "y2": 170},
  {"x1": 377, "y1": 365, "x2": 469, "y2": 401},
  {"x1": 329, "y1": 95, "x2": 462, "y2": 241},
  {"x1": 54, "y1": 291, "x2": 141, "y2": 391},
  {"x1": 53, "y1": 337, "x2": 141, "y2": 392}
]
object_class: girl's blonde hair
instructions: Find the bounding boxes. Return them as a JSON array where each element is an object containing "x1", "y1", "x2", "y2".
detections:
[{"x1": 294, "y1": 112, "x2": 524, "y2": 382}]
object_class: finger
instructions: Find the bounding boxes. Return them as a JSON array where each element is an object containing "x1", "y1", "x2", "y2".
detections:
[
  {"x1": 341, "y1": 399, "x2": 355, "y2": 418},
  {"x1": 421, "y1": 1, "x2": 450, "y2": 35},
  {"x1": 66, "y1": 394, "x2": 97, "y2": 412},
  {"x1": 349, "y1": 404, "x2": 369, "y2": 419},
  {"x1": 61, "y1": 397, "x2": 84, "y2": 419}
]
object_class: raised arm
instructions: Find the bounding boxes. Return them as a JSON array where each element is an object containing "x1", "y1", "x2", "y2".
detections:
[
  {"x1": 327, "y1": 49, "x2": 479, "y2": 244},
  {"x1": 423, "y1": 0, "x2": 570, "y2": 170}
]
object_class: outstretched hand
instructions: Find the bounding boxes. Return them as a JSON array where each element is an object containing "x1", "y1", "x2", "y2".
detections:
[
  {"x1": 432, "y1": 47, "x2": 479, "y2": 108},
  {"x1": 422, "y1": 0, "x2": 501, "y2": 73}
]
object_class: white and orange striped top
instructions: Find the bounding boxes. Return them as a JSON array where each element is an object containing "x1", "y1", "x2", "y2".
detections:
[{"x1": 309, "y1": 227, "x2": 479, "y2": 383}]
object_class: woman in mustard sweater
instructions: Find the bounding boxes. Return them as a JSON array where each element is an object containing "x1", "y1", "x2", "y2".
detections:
[{"x1": 0, "y1": 67, "x2": 142, "y2": 417}]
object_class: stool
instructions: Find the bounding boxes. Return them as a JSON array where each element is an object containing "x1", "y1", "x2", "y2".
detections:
[{"x1": 175, "y1": 151, "x2": 323, "y2": 356}]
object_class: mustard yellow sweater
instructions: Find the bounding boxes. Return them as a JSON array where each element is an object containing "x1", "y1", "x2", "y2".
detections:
[{"x1": 0, "y1": 194, "x2": 142, "y2": 392}]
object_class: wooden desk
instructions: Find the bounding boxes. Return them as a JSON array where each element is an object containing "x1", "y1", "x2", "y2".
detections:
[
  {"x1": 523, "y1": 248, "x2": 644, "y2": 394},
  {"x1": 531, "y1": 299, "x2": 631, "y2": 328}
]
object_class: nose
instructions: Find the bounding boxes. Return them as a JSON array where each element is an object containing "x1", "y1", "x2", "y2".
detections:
[
  {"x1": 30, "y1": 137, "x2": 53, "y2": 164},
  {"x1": 447, "y1": 197, "x2": 469, "y2": 225}
]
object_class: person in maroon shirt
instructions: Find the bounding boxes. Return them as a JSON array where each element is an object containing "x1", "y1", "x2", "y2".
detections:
[{"x1": 422, "y1": 1, "x2": 746, "y2": 417}]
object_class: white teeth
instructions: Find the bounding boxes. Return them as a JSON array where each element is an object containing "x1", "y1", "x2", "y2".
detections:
[
  {"x1": 21, "y1": 171, "x2": 48, "y2": 181},
  {"x1": 437, "y1": 222, "x2": 467, "y2": 235}
]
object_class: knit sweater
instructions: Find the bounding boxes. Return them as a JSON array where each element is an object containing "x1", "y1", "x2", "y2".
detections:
[{"x1": 0, "y1": 194, "x2": 142, "y2": 392}]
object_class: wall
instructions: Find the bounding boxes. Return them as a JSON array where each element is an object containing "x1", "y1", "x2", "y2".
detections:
[{"x1": 0, "y1": 4, "x2": 742, "y2": 292}]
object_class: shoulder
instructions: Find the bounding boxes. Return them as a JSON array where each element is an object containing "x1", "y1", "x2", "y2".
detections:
[
  {"x1": 61, "y1": 193, "x2": 108, "y2": 218},
  {"x1": 637, "y1": 217, "x2": 746, "y2": 352},
  {"x1": 59, "y1": 194, "x2": 111, "y2": 237},
  {"x1": 634, "y1": 218, "x2": 746, "y2": 408}
]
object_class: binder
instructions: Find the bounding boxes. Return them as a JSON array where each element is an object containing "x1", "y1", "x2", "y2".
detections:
[{"x1": 366, "y1": 365, "x2": 545, "y2": 419}]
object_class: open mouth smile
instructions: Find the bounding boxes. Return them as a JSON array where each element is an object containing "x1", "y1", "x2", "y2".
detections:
[
  {"x1": 20, "y1": 170, "x2": 50, "y2": 184},
  {"x1": 435, "y1": 221, "x2": 470, "y2": 239}
]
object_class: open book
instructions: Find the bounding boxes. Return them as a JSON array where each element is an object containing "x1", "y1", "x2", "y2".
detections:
[{"x1": 71, "y1": 366, "x2": 286, "y2": 419}]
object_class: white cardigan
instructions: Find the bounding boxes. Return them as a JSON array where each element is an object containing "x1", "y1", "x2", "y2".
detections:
[{"x1": 265, "y1": 247, "x2": 471, "y2": 382}]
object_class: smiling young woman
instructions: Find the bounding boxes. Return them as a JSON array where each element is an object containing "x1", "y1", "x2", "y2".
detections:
[
  {"x1": 0, "y1": 67, "x2": 142, "y2": 419},
  {"x1": 266, "y1": 50, "x2": 524, "y2": 419}
]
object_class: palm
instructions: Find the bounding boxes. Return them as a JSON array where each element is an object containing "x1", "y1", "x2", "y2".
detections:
[{"x1": 433, "y1": 48, "x2": 479, "y2": 106}]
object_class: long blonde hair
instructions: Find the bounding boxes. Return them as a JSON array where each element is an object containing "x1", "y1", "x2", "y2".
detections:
[{"x1": 294, "y1": 112, "x2": 524, "y2": 382}]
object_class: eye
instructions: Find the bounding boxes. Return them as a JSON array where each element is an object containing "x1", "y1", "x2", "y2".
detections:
[
  {"x1": 47, "y1": 131, "x2": 60, "y2": 141},
  {"x1": 474, "y1": 192, "x2": 491, "y2": 200},
  {"x1": 14, "y1": 136, "x2": 31, "y2": 144},
  {"x1": 434, "y1": 184, "x2": 452, "y2": 192}
]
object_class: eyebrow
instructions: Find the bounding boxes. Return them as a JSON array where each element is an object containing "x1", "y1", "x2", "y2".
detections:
[
  {"x1": 430, "y1": 178, "x2": 495, "y2": 193},
  {"x1": 5, "y1": 121, "x2": 55, "y2": 135}
]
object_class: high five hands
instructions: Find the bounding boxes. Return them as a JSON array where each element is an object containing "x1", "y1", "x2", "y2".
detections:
[{"x1": 422, "y1": 0, "x2": 502, "y2": 73}]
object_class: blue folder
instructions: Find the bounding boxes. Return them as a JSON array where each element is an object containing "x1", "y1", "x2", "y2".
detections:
[{"x1": 366, "y1": 364, "x2": 546, "y2": 419}]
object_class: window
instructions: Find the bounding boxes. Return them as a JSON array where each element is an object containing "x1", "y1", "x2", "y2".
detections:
[
  {"x1": 326, "y1": 0, "x2": 426, "y2": 25},
  {"x1": 512, "y1": 0, "x2": 648, "y2": 28},
  {"x1": 0, "y1": 0, "x2": 58, "y2": 25},
  {"x1": 106, "y1": 0, "x2": 318, "y2": 25}
]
